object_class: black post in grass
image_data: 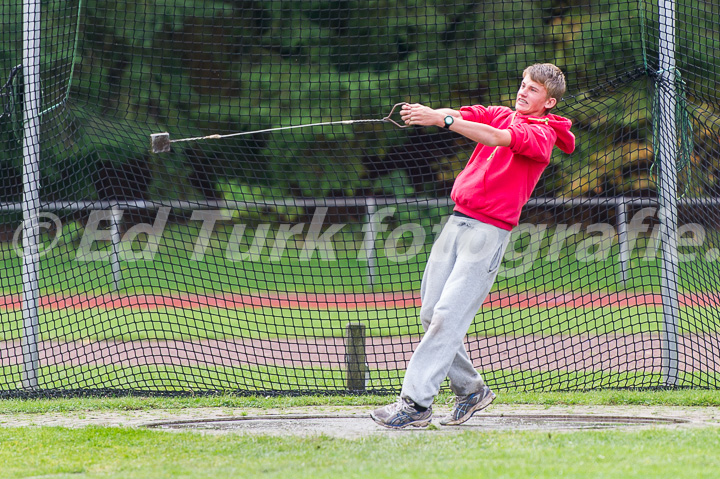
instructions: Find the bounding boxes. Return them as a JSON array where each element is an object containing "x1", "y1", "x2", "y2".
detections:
[{"x1": 345, "y1": 323, "x2": 367, "y2": 392}]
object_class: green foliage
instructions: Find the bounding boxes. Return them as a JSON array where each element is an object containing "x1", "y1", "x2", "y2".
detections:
[
  {"x1": 2, "y1": 0, "x2": 720, "y2": 202},
  {"x1": 220, "y1": 180, "x2": 303, "y2": 222},
  {"x1": 0, "y1": 4, "x2": 22, "y2": 202}
]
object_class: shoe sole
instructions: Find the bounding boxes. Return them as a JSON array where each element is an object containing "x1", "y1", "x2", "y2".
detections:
[
  {"x1": 440, "y1": 390, "x2": 496, "y2": 426},
  {"x1": 370, "y1": 413, "x2": 432, "y2": 429}
]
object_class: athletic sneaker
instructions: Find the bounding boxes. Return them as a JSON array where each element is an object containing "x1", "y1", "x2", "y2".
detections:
[
  {"x1": 370, "y1": 397, "x2": 433, "y2": 429},
  {"x1": 440, "y1": 385, "x2": 496, "y2": 426}
]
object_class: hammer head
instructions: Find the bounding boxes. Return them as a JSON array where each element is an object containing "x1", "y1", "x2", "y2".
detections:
[{"x1": 150, "y1": 132, "x2": 171, "y2": 153}]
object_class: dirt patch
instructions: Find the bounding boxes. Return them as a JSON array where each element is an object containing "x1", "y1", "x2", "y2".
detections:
[{"x1": 1, "y1": 405, "x2": 719, "y2": 438}]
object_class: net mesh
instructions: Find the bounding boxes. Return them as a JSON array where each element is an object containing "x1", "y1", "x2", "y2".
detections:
[{"x1": 2, "y1": 0, "x2": 720, "y2": 395}]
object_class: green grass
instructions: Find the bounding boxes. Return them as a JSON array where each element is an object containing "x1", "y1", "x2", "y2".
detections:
[
  {"x1": 2, "y1": 389, "x2": 720, "y2": 414},
  {"x1": 0, "y1": 306, "x2": 425, "y2": 341},
  {"x1": 5, "y1": 303, "x2": 720, "y2": 342},
  {"x1": 3, "y1": 224, "x2": 720, "y2": 296},
  {"x1": 2, "y1": 391, "x2": 720, "y2": 478},
  {"x1": 1, "y1": 424, "x2": 720, "y2": 478},
  {"x1": 3, "y1": 363, "x2": 719, "y2": 394}
]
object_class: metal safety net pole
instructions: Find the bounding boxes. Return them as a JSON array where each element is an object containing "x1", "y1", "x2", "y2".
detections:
[
  {"x1": 21, "y1": 0, "x2": 42, "y2": 390},
  {"x1": 656, "y1": 0, "x2": 680, "y2": 387}
]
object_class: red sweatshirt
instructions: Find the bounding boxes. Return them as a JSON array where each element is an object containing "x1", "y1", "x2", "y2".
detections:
[{"x1": 451, "y1": 105, "x2": 575, "y2": 230}]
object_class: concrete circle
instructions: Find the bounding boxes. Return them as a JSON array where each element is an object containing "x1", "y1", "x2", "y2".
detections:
[{"x1": 145, "y1": 413, "x2": 689, "y2": 437}]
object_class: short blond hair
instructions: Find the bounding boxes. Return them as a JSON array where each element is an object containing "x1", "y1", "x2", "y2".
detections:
[{"x1": 523, "y1": 63, "x2": 566, "y2": 104}]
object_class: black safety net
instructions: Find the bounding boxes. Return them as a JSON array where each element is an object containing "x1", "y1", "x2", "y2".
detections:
[{"x1": 2, "y1": 0, "x2": 719, "y2": 395}]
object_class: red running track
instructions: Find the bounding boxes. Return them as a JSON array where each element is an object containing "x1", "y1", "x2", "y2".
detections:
[
  {"x1": 1, "y1": 290, "x2": 719, "y2": 311},
  {"x1": 2, "y1": 291, "x2": 719, "y2": 377}
]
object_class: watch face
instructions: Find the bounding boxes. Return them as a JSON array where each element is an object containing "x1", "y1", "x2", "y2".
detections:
[{"x1": 445, "y1": 116, "x2": 454, "y2": 127}]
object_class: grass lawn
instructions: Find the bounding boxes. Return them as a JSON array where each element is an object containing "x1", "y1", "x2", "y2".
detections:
[
  {"x1": 0, "y1": 390, "x2": 719, "y2": 479},
  {"x1": 2, "y1": 224, "x2": 720, "y2": 296},
  {"x1": 2, "y1": 426, "x2": 719, "y2": 479},
  {"x1": 2, "y1": 363, "x2": 718, "y2": 396},
  {"x1": 3, "y1": 389, "x2": 720, "y2": 413},
  {"x1": 4, "y1": 303, "x2": 720, "y2": 342}
]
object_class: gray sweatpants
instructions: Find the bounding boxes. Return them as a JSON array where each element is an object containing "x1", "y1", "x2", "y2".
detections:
[{"x1": 400, "y1": 214, "x2": 511, "y2": 408}]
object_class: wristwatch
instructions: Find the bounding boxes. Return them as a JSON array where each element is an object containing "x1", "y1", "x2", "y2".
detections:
[{"x1": 443, "y1": 115, "x2": 454, "y2": 129}]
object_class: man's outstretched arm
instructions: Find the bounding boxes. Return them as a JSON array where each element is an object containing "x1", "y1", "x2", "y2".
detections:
[{"x1": 401, "y1": 103, "x2": 511, "y2": 147}]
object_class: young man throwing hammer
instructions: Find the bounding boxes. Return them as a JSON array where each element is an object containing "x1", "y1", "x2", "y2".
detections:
[{"x1": 371, "y1": 63, "x2": 576, "y2": 428}]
